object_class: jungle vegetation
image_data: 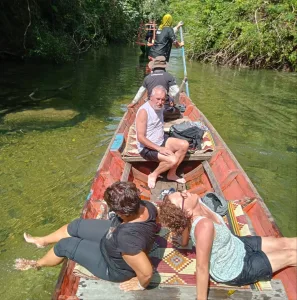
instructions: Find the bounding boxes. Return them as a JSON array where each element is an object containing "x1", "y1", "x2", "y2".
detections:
[
  {"x1": 169, "y1": 0, "x2": 297, "y2": 71},
  {"x1": 0, "y1": 0, "x2": 296, "y2": 71}
]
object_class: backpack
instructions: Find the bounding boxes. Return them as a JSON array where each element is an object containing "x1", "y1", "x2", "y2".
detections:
[
  {"x1": 169, "y1": 121, "x2": 205, "y2": 151},
  {"x1": 163, "y1": 97, "x2": 182, "y2": 122},
  {"x1": 201, "y1": 192, "x2": 228, "y2": 216}
]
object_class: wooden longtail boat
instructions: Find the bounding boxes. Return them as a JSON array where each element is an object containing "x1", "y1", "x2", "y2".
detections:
[
  {"x1": 135, "y1": 21, "x2": 157, "y2": 56},
  {"x1": 53, "y1": 93, "x2": 297, "y2": 300}
]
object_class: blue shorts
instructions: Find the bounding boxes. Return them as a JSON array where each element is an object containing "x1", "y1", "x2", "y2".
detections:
[
  {"x1": 54, "y1": 219, "x2": 117, "y2": 281},
  {"x1": 224, "y1": 236, "x2": 273, "y2": 286}
]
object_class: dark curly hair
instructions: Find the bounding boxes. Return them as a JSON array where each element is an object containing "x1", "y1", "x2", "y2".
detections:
[
  {"x1": 104, "y1": 181, "x2": 141, "y2": 216},
  {"x1": 158, "y1": 195, "x2": 192, "y2": 235}
]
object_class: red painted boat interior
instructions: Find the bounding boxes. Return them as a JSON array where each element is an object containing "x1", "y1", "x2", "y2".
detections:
[{"x1": 54, "y1": 93, "x2": 297, "y2": 300}]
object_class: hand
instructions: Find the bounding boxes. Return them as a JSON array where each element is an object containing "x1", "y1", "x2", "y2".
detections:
[
  {"x1": 127, "y1": 103, "x2": 135, "y2": 108},
  {"x1": 180, "y1": 41, "x2": 184, "y2": 47},
  {"x1": 119, "y1": 277, "x2": 144, "y2": 292},
  {"x1": 177, "y1": 21, "x2": 184, "y2": 28},
  {"x1": 183, "y1": 77, "x2": 188, "y2": 82},
  {"x1": 157, "y1": 147, "x2": 174, "y2": 156}
]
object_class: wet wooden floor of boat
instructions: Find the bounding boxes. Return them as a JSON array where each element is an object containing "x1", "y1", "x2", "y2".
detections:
[
  {"x1": 76, "y1": 278, "x2": 287, "y2": 300},
  {"x1": 150, "y1": 178, "x2": 186, "y2": 202}
]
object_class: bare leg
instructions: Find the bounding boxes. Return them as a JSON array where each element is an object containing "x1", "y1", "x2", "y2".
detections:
[
  {"x1": 165, "y1": 138, "x2": 189, "y2": 182},
  {"x1": 24, "y1": 224, "x2": 70, "y2": 248},
  {"x1": 15, "y1": 247, "x2": 64, "y2": 271},
  {"x1": 37, "y1": 247, "x2": 64, "y2": 267},
  {"x1": 167, "y1": 147, "x2": 187, "y2": 182},
  {"x1": 148, "y1": 159, "x2": 176, "y2": 189},
  {"x1": 262, "y1": 237, "x2": 297, "y2": 253},
  {"x1": 265, "y1": 249, "x2": 297, "y2": 273}
]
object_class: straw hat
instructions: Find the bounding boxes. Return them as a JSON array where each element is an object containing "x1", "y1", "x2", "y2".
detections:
[{"x1": 148, "y1": 56, "x2": 168, "y2": 70}]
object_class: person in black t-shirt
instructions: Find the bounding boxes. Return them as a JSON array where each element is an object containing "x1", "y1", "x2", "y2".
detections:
[
  {"x1": 149, "y1": 14, "x2": 184, "y2": 62},
  {"x1": 15, "y1": 182, "x2": 158, "y2": 292},
  {"x1": 128, "y1": 56, "x2": 187, "y2": 109}
]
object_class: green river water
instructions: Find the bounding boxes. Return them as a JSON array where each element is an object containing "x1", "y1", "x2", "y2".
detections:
[{"x1": 0, "y1": 46, "x2": 296, "y2": 299}]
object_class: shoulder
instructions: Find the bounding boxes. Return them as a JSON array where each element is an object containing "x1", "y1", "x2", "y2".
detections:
[
  {"x1": 164, "y1": 27, "x2": 174, "y2": 33},
  {"x1": 166, "y1": 73, "x2": 176, "y2": 82},
  {"x1": 194, "y1": 218, "x2": 214, "y2": 235},
  {"x1": 137, "y1": 106, "x2": 148, "y2": 117},
  {"x1": 144, "y1": 74, "x2": 151, "y2": 82},
  {"x1": 142, "y1": 200, "x2": 157, "y2": 217}
]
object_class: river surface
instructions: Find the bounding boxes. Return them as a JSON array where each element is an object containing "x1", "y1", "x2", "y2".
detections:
[{"x1": 0, "y1": 45, "x2": 296, "y2": 299}]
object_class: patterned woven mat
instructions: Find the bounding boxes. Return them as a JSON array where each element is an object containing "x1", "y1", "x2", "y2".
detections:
[
  {"x1": 149, "y1": 200, "x2": 272, "y2": 291},
  {"x1": 122, "y1": 123, "x2": 215, "y2": 158}
]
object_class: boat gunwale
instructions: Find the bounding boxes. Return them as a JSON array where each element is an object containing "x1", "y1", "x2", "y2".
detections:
[{"x1": 53, "y1": 92, "x2": 294, "y2": 299}]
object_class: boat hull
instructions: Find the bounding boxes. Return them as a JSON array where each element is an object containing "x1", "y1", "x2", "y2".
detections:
[{"x1": 53, "y1": 93, "x2": 297, "y2": 300}]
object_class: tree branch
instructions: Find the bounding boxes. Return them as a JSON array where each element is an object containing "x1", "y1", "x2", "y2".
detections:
[
  {"x1": 254, "y1": 8, "x2": 260, "y2": 32},
  {"x1": 23, "y1": 0, "x2": 32, "y2": 50}
]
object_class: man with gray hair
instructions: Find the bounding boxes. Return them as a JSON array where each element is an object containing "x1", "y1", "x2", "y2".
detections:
[{"x1": 135, "y1": 85, "x2": 189, "y2": 189}]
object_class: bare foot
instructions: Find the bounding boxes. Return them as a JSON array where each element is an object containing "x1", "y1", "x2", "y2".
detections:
[
  {"x1": 148, "y1": 174, "x2": 157, "y2": 189},
  {"x1": 24, "y1": 233, "x2": 46, "y2": 248},
  {"x1": 15, "y1": 258, "x2": 40, "y2": 271},
  {"x1": 167, "y1": 175, "x2": 186, "y2": 184}
]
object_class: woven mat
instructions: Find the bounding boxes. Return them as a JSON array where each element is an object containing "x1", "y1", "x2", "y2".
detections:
[
  {"x1": 122, "y1": 123, "x2": 215, "y2": 158},
  {"x1": 149, "y1": 200, "x2": 272, "y2": 291}
]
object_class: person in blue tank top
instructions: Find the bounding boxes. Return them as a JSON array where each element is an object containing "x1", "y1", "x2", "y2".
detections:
[{"x1": 158, "y1": 190, "x2": 297, "y2": 300}]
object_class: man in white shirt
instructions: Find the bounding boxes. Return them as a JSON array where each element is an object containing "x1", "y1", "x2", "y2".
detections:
[{"x1": 135, "y1": 85, "x2": 189, "y2": 189}]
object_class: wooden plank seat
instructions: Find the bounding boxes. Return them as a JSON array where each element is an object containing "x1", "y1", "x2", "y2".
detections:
[{"x1": 122, "y1": 117, "x2": 215, "y2": 162}]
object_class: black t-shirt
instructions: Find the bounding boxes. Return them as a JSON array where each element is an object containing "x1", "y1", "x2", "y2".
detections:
[
  {"x1": 149, "y1": 27, "x2": 176, "y2": 62},
  {"x1": 100, "y1": 201, "x2": 157, "y2": 281},
  {"x1": 143, "y1": 70, "x2": 177, "y2": 99}
]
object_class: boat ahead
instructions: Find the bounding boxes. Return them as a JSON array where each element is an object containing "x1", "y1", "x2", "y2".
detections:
[
  {"x1": 53, "y1": 93, "x2": 297, "y2": 300},
  {"x1": 135, "y1": 21, "x2": 157, "y2": 56}
]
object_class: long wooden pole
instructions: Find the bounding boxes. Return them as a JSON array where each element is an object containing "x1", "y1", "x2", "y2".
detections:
[{"x1": 179, "y1": 25, "x2": 190, "y2": 97}]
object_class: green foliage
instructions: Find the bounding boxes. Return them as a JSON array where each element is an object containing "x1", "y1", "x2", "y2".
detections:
[
  {"x1": 142, "y1": 0, "x2": 170, "y2": 22},
  {"x1": 0, "y1": 0, "x2": 144, "y2": 63},
  {"x1": 0, "y1": 0, "x2": 295, "y2": 70},
  {"x1": 169, "y1": 0, "x2": 297, "y2": 71},
  {"x1": 29, "y1": 23, "x2": 75, "y2": 63}
]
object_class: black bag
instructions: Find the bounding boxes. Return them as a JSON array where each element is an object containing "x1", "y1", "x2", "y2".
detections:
[
  {"x1": 163, "y1": 96, "x2": 182, "y2": 122},
  {"x1": 169, "y1": 121, "x2": 205, "y2": 151},
  {"x1": 163, "y1": 106, "x2": 182, "y2": 121}
]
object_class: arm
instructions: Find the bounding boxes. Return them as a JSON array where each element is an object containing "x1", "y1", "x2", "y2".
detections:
[
  {"x1": 136, "y1": 109, "x2": 173, "y2": 155},
  {"x1": 120, "y1": 251, "x2": 153, "y2": 291},
  {"x1": 173, "y1": 21, "x2": 183, "y2": 34},
  {"x1": 180, "y1": 226, "x2": 190, "y2": 246},
  {"x1": 179, "y1": 77, "x2": 187, "y2": 93},
  {"x1": 128, "y1": 86, "x2": 146, "y2": 107},
  {"x1": 136, "y1": 109, "x2": 159, "y2": 151},
  {"x1": 171, "y1": 225, "x2": 190, "y2": 247},
  {"x1": 195, "y1": 219, "x2": 215, "y2": 300},
  {"x1": 173, "y1": 40, "x2": 184, "y2": 48},
  {"x1": 168, "y1": 84, "x2": 179, "y2": 99}
]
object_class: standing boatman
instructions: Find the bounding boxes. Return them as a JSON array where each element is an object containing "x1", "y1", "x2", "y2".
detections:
[{"x1": 149, "y1": 14, "x2": 184, "y2": 62}]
